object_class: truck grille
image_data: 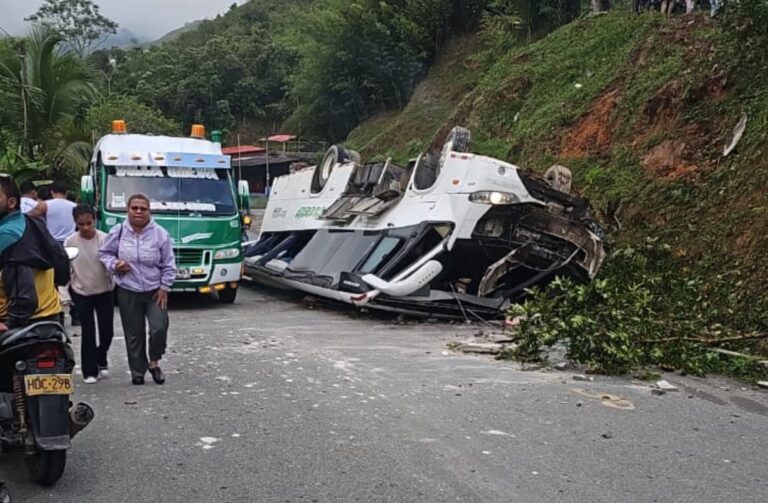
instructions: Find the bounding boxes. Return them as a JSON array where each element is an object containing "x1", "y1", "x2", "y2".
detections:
[{"x1": 175, "y1": 248, "x2": 207, "y2": 265}]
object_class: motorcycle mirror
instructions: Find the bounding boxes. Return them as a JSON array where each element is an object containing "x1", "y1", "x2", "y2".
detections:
[{"x1": 64, "y1": 246, "x2": 80, "y2": 260}]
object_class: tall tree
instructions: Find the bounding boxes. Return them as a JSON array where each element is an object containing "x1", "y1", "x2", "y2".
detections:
[
  {"x1": 0, "y1": 26, "x2": 98, "y2": 174},
  {"x1": 25, "y1": 0, "x2": 118, "y2": 57}
]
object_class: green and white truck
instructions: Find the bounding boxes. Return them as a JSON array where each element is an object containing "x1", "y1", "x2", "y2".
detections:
[{"x1": 81, "y1": 121, "x2": 250, "y2": 303}]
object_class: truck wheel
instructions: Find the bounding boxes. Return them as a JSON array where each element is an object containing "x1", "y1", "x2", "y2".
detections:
[
  {"x1": 26, "y1": 449, "x2": 66, "y2": 486},
  {"x1": 218, "y1": 287, "x2": 238, "y2": 304},
  {"x1": 311, "y1": 146, "x2": 343, "y2": 194},
  {"x1": 544, "y1": 165, "x2": 572, "y2": 194}
]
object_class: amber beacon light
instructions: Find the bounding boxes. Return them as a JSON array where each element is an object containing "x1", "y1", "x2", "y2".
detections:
[
  {"x1": 190, "y1": 124, "x2": 206, "y2": 139},
  {"x1": 112, "y1": 119, "x2": 127, "y2": 134}
]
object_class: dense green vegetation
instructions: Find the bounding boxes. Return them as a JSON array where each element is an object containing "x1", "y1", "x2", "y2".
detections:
[
  {"x1": 0, "y1": 26, "x2": 97, "y2": 182},
  {"x1": 100, "y1": 0, "x2": 587, "y2": 141},
  {"x1": 2, "y1": 0, "x2": 588, "y2": 177}
]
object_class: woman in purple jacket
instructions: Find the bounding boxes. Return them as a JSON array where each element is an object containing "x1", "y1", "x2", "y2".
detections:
[{"x1": 99, "y1": 194, "x2": 175, "y2": 385}]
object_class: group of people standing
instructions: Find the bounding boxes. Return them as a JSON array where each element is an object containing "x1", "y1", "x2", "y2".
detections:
[{"x1": 4, "y1": 179, "x2": 175, "y2": 386}]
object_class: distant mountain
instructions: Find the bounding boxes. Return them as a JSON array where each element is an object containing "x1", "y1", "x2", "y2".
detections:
[
  {"x1": 153, "y1": 20, "x2": 204, "y2": 45},
  {"x1": 103, "y1": 28, "x2": 151, "y2": 49}
]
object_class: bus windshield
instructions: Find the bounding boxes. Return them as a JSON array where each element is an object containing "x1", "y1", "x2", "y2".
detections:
[{"x1": 105, "y1": 166, "x2": 237, "y2": 215}]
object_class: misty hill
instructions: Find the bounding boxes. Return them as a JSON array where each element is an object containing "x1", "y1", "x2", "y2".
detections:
[
  {"x1": 103, "y1": 27, "x2": 150, "y2": 49},
  {"x1": 153, "y1": 20, "x2": 204, "y2": 45}
]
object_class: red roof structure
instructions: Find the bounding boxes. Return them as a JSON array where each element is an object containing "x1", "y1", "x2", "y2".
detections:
[
  {"x1": 257, "y1": 134, "x2": 297, "y2": 143},
  {"x1": 222, "y1": 145, "x2": 266, "y2": 156}
]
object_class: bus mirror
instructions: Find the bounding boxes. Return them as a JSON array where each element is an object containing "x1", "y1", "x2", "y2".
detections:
[
  {"x1": 81, "y1": 175, "x2": 95, "y2": 205},
  {"x1": 237, "y1": 180, "x2": 250, "y2": 210}
]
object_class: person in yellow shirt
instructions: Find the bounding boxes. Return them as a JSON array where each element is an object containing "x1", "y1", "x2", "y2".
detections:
[{"x1": 0, "y1": 177, "x2": 69, "y2": 331}]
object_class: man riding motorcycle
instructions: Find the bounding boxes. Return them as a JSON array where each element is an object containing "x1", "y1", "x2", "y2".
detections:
[
  {"x1": 0, "y1": 177, "x2": 69, "y2": 501},
  {"x1": 0, "y1": 177, "x2": 69, "y2": 332}
]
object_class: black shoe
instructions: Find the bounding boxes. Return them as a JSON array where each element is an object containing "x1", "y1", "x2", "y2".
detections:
[
  {"x1": 132, "y1": 376, "x2": 145, "y2": 385},
  {"x1": 149, "y1": 367, "x2": 165, "y2": 385}
]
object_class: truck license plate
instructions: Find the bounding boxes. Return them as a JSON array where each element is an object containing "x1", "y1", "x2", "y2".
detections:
[{"x1": 24, "y1": 374, "x2": 74, "y2": 396}]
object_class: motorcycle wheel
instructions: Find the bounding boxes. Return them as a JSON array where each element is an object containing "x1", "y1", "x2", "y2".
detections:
[{"x1": 26, "y1": 449, "x2": 66, "y2": 486}]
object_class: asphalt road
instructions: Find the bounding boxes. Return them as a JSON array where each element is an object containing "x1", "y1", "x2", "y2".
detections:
[{"x1": 1, "y1": 285, "x2": 767, "y2": 502}]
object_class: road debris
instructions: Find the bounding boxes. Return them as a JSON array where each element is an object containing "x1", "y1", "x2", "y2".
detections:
[
  {"x1": 573, "y1": 374, "x2": 594, "y2": 382},
  {"x1": 571, "y1": 388, "x2": 636, "y2": 411},
  {"x1": 196, "y1": 437, "x2": 221, "y2": 450},
  {"x1": 481, "y1": 430, "x2": 514, "y2": 437},
  {"x1": 723, "y1": 112, "x2": 747, "y2": 156},
  {"x1": 757, "y1": 381, "x2": 768, "y2": 390},
  {"x1": 655, "y1": 380, "x2": 679, "y2": 392},
  {"x1": 554, "y1": 362, "x2": 569, "y2": 371},
  {"x1": 449, "y1": 340, "x2": 514, "y2": 355}
]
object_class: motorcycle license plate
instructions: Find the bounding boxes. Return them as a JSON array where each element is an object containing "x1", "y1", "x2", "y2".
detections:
[{"x1": 24, "y1": 374, "x2": 74, "y2": 396}]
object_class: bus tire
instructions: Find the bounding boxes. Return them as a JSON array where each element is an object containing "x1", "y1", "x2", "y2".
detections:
[{"x1": 218, "y1": 287, "x2": 238, "y2": 304}]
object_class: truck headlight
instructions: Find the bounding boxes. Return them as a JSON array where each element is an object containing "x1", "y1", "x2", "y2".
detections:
[
  {"x1": 214, "y1": 248, "x2": 240, "y2": 260},
  {"x1": 468, "y1": 191, "x2": 520, "y2": 205}
]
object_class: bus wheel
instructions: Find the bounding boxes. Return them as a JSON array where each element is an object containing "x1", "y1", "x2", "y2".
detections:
[{"x1": 218, "y1": 287, "x2": 238, "y2": 304}]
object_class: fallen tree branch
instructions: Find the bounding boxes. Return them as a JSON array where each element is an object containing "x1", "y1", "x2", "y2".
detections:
[{"x1": 639, "y1": 332, "x2": 767, "y2": 345}]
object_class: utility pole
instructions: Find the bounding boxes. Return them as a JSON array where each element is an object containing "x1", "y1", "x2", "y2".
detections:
[
  {"x1": 19, "y1": 41, "x2": 30, "y2": 159},
  {"x1": 265, "y1": 133, "x2": 270, "y2": 195}
]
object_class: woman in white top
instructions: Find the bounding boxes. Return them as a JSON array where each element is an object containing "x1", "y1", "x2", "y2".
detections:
[{"x1": 64, "y1": 205, "x2": 115, "y2": 383}]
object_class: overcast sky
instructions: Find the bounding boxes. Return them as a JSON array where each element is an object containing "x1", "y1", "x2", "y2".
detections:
[{"x1": 0, "y1": 0, "x2": 247, "y2": 39}]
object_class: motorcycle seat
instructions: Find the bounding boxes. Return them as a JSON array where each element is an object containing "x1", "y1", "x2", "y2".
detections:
[{"x1": 0, "y1": 321, "x2": 68, "y2": 348}]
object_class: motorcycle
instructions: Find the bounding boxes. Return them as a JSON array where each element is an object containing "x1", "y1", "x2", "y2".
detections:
[{"x1": 0, "y1": 248, "x2": 94, "y2": 486}]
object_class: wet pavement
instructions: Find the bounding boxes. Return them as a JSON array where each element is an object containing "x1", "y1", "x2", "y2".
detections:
[{"x1": 1, "y1": 285, "x2": 767, "y2": 502}]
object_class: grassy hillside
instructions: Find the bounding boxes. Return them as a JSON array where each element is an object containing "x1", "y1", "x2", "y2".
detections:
[{"x1": 348, "y1": 12, "x2": 768, "y2": 375}]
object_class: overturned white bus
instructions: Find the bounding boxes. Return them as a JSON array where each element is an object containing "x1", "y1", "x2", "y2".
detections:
[{"x1": 243, "y1": 127, "x2": 606, "y2": 319}]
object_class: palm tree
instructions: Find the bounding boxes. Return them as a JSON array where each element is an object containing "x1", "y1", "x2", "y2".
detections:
[{"x1": 0, "y1": 25, "x2": 98, "y2": 177}]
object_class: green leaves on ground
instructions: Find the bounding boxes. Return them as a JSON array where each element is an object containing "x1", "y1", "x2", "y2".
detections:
[{"x1": 503, "y1": 242, "x2": 767, "y2": 379}]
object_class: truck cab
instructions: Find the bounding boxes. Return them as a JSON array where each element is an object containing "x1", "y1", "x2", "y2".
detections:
[{"x1": 81, "y1": 121, "x2": 250, "y2": 303}]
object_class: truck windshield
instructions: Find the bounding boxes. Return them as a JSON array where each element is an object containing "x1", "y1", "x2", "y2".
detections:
[{"x1": 105, "y1": 167, "x2": 237, "y2": 215}]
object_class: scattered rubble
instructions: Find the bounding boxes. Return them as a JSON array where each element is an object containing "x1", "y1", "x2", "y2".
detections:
[
  {"x1": 757, "y1": 382, "x2": 768, "y2": 390},
  {"x1": 554, "y1": 362, "x2": 569, "y2": 371},
  {"x1": 655, "y1": 380, "x2": 679, "y2": 392},
  {"x1": 573, "y1": 374, "x2": 594, "y2": 382},
  {"x1": 450, "y1": 341, "x2": 507, "y2": 355},
  {"x1": 571, "y1": 388, "x2": 635, "y2": 411}
]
